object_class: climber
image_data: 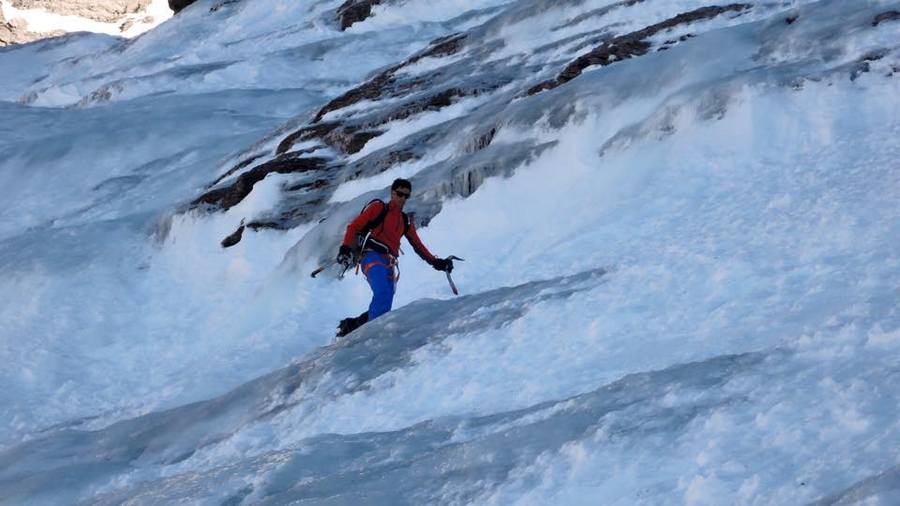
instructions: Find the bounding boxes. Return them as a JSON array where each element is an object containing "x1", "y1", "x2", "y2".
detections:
[{"x1": 335, "y1": 178, "x2": 453, "y2": 337}]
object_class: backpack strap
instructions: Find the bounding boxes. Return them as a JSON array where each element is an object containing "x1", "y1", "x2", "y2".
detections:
[
  {"x1": 359, "y1": 199, "x2": 389, "y2": 235},
  {"x1": 355, "y1": 199, "x2": 388, "y2": 255},
  {"x1": 357, "y1": 200, "x2": 412, "y2": 255},
  {"x1": 359, "y1": 199, "x2": 412, "y2": 235},
  {"x1": 402, "y1": 212, "x2": 412, "y2": 235}
]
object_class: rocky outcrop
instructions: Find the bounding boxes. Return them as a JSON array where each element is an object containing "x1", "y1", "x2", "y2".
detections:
[
  {"x1": 1, "y1": 0, "x2": 166, "y2": 45},
  {"x1": 201, "y1": 1, "x2": 831, "y2": 244},
  {"x1": 267, "y1": 34, "x2": 481, "y2": 165},
  {"x1": 193, "y1": 155, "x2": 330, "y2": 212},
  {"x1": 220, "y1": 219, "x2": 245, "y2": 248},
  {"x1": 312, "y1": 34, "x2": 467, "y2": 122},
  {"x1": 10, "y1": 0, "x2": 151, "y2": 23},
  {"x1": 0, "y1": 10, "x2": 23, "y2": 45},
  {"x1": 873, "y1": 10, "x2": 900, "y2": 27},
  {"x1": 168, "y1": 0, "x2": 195, "y2": 14},
  {"x1": 336, "y1": 0, "x2": 383, "y2": 31},
  {"x1": 0, "y1": 7, "x2": 63, "y2": 45},
  {"x1": 528, "y1": 4, "x2": 752, "y2": 95}
]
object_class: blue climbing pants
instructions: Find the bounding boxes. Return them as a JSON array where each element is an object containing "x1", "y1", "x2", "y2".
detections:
[{"x1": 361, "y1": 251, "x2": 396, "y2": 320}]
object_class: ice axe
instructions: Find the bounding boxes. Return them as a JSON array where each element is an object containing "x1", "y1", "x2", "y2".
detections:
[
  {"x1": 444, "y1": 255, "x2": 464, "y2": 295},
  {"x1": 310, "y1": 260, "x2": 353, "y2": 279},
  {"x1": 310, "y1": 261, "x2": 334, "y2": 278}
]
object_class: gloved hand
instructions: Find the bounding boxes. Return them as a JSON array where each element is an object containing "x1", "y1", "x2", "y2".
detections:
[
  {"x1": 336, "y1": 245, "x2": 353, "y2": 267},
  {"x1": 431, "y1": 257, "x2": 453, "y2": 272}
]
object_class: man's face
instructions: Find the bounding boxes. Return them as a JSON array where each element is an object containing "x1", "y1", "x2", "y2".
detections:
[{"x1": 391, "y1": 186, "x2": 411, "y2": 208}]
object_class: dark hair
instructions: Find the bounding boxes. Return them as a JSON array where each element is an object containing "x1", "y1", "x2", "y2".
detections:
[{"x1": 391, "y1": 178, "x2": 412, "y2": 191}]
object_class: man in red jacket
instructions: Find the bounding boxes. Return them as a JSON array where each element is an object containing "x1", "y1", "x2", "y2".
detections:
[{"x1": 335, "y1": 178, "x2": 453, "y2": 337}]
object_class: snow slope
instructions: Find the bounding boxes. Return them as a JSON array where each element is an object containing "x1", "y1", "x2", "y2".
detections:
[{"x1": 1, "y1": 0, "x2": 899, "y2": 504}]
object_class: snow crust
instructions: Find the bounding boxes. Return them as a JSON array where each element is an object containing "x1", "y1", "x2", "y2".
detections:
[{"x1": 1, "y1": 0, "x2": 899, "y2": 504}]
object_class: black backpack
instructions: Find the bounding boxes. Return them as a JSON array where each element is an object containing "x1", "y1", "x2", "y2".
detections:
[{"x1": 355, "y1": 199, "x2": 411, "y2": 252}]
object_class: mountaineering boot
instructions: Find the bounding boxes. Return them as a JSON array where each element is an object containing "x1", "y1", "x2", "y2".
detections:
[{"x1": 336, "y1": 311, "x2": 369, "y2": 338}]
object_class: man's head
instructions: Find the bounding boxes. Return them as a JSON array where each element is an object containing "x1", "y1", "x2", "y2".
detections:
[{"x1": 390, "y1": 178, "x2": 412, "y2": 208}]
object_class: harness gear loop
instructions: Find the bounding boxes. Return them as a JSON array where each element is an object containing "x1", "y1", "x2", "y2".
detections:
[
  {"x1": 361, "y1": 252, "x2": 399, "y2": 283},
  {"x1": 352, "y1": 231, "x2": 372, "y2": 276}
]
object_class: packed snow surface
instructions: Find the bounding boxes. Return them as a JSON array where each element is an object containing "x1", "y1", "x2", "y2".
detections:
[{"x1": 0, "y1": 0, "x2": 899, "y2": 504}]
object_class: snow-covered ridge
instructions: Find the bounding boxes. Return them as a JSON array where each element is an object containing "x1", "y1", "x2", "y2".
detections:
[{"x1": 0, "y1": 0, "x2": 899, "y2": 503}]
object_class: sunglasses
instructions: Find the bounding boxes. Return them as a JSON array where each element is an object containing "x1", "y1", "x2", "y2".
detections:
[{"x1": 394, "y1": 190, "x2": 411, "y2": 199}]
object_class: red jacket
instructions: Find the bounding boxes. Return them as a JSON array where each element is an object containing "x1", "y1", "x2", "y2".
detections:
[{"x1": 342, "y1": 200, "x2": 436, "y2": 262}]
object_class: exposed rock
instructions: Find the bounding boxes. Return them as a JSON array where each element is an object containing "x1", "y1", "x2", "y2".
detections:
[
  {"x1": 1, "y1": 0, "x2": 167, "y2": 45},
  {"x1": 324, "y1": 126, "x2": 383, "y2": 155},
  {"x1": 0, "y1": 10, "x2": 64, "y2": 46},
  {"x1": 208, "y1": 0, "x2": 238, "y2": 13},
  {"x1": 312, "y1": 34, "x2": 467, "y2": 122},
  {"x1": 872, "y1": 10, "x2": 900, "y2": 27},
  {"x1": 850, "y1": 49, "x2": 889, "y2": 81},
  {"x1": 658, "y1": 33, "x2": 696, "y2": 51},
  {"x1": 10, "y1": 0, "x2": 151, "y2": 23},
  {"x1": 388, "y1": 87, "x2": 466, "y2": 122},
  {"x1": 275, "y1": 122, "x2": 382, "y2": 156},
  {"x1": 528, "y1": 4, "x2": 752, "y2": 95},
  {"x1": 280, "y1": 85, "x2": 488, "y2": 157},
  {"x1": 75, "y1": 82, "x2": 125, "y2": 107},
  {"x1": 220, "y1": 219, "x2": 245, "y2": 248},
  {"x1": 276, "y1": 122, "x2": 341, "y2": 155},
  {"x1": 553, "y1": 0, "x2": 645, "y2": 32},
  {"x1": 408, "y1": 33, "x2": 467, "y2": 63},
  {"x1": 246, "y1": 196, "x2": 328, "y2": 232},
  {"x1": 0, "y1": 11, "x2": 21, "y2": 46},
  {"x1": 210, "y1": 155, "x2": 266, "y2": 188},
  {"x1": 339, "y1": 146, "x2": 422, "y2": 182},
  {"x1": 168, "y1": 0, "x2": 196, "y2": 14},
  {"x1": 246, "y1": 221, "x2": 282, "y2": 231},
  {"x1": 271, "y1": 35, "x2": 478, "y2": 164},
  {"x1": 193, "y1": 156, "x2": 330, "y2": 211},
  {"x1": 313, "y1": 67, "x2": 399, "y2": 122},
  {"x1": 284, "y1": 178, "x2": 329, "y2": 193},
  {"x1": 336, "y1": 0, "x2": 383, "y2": 31}
]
